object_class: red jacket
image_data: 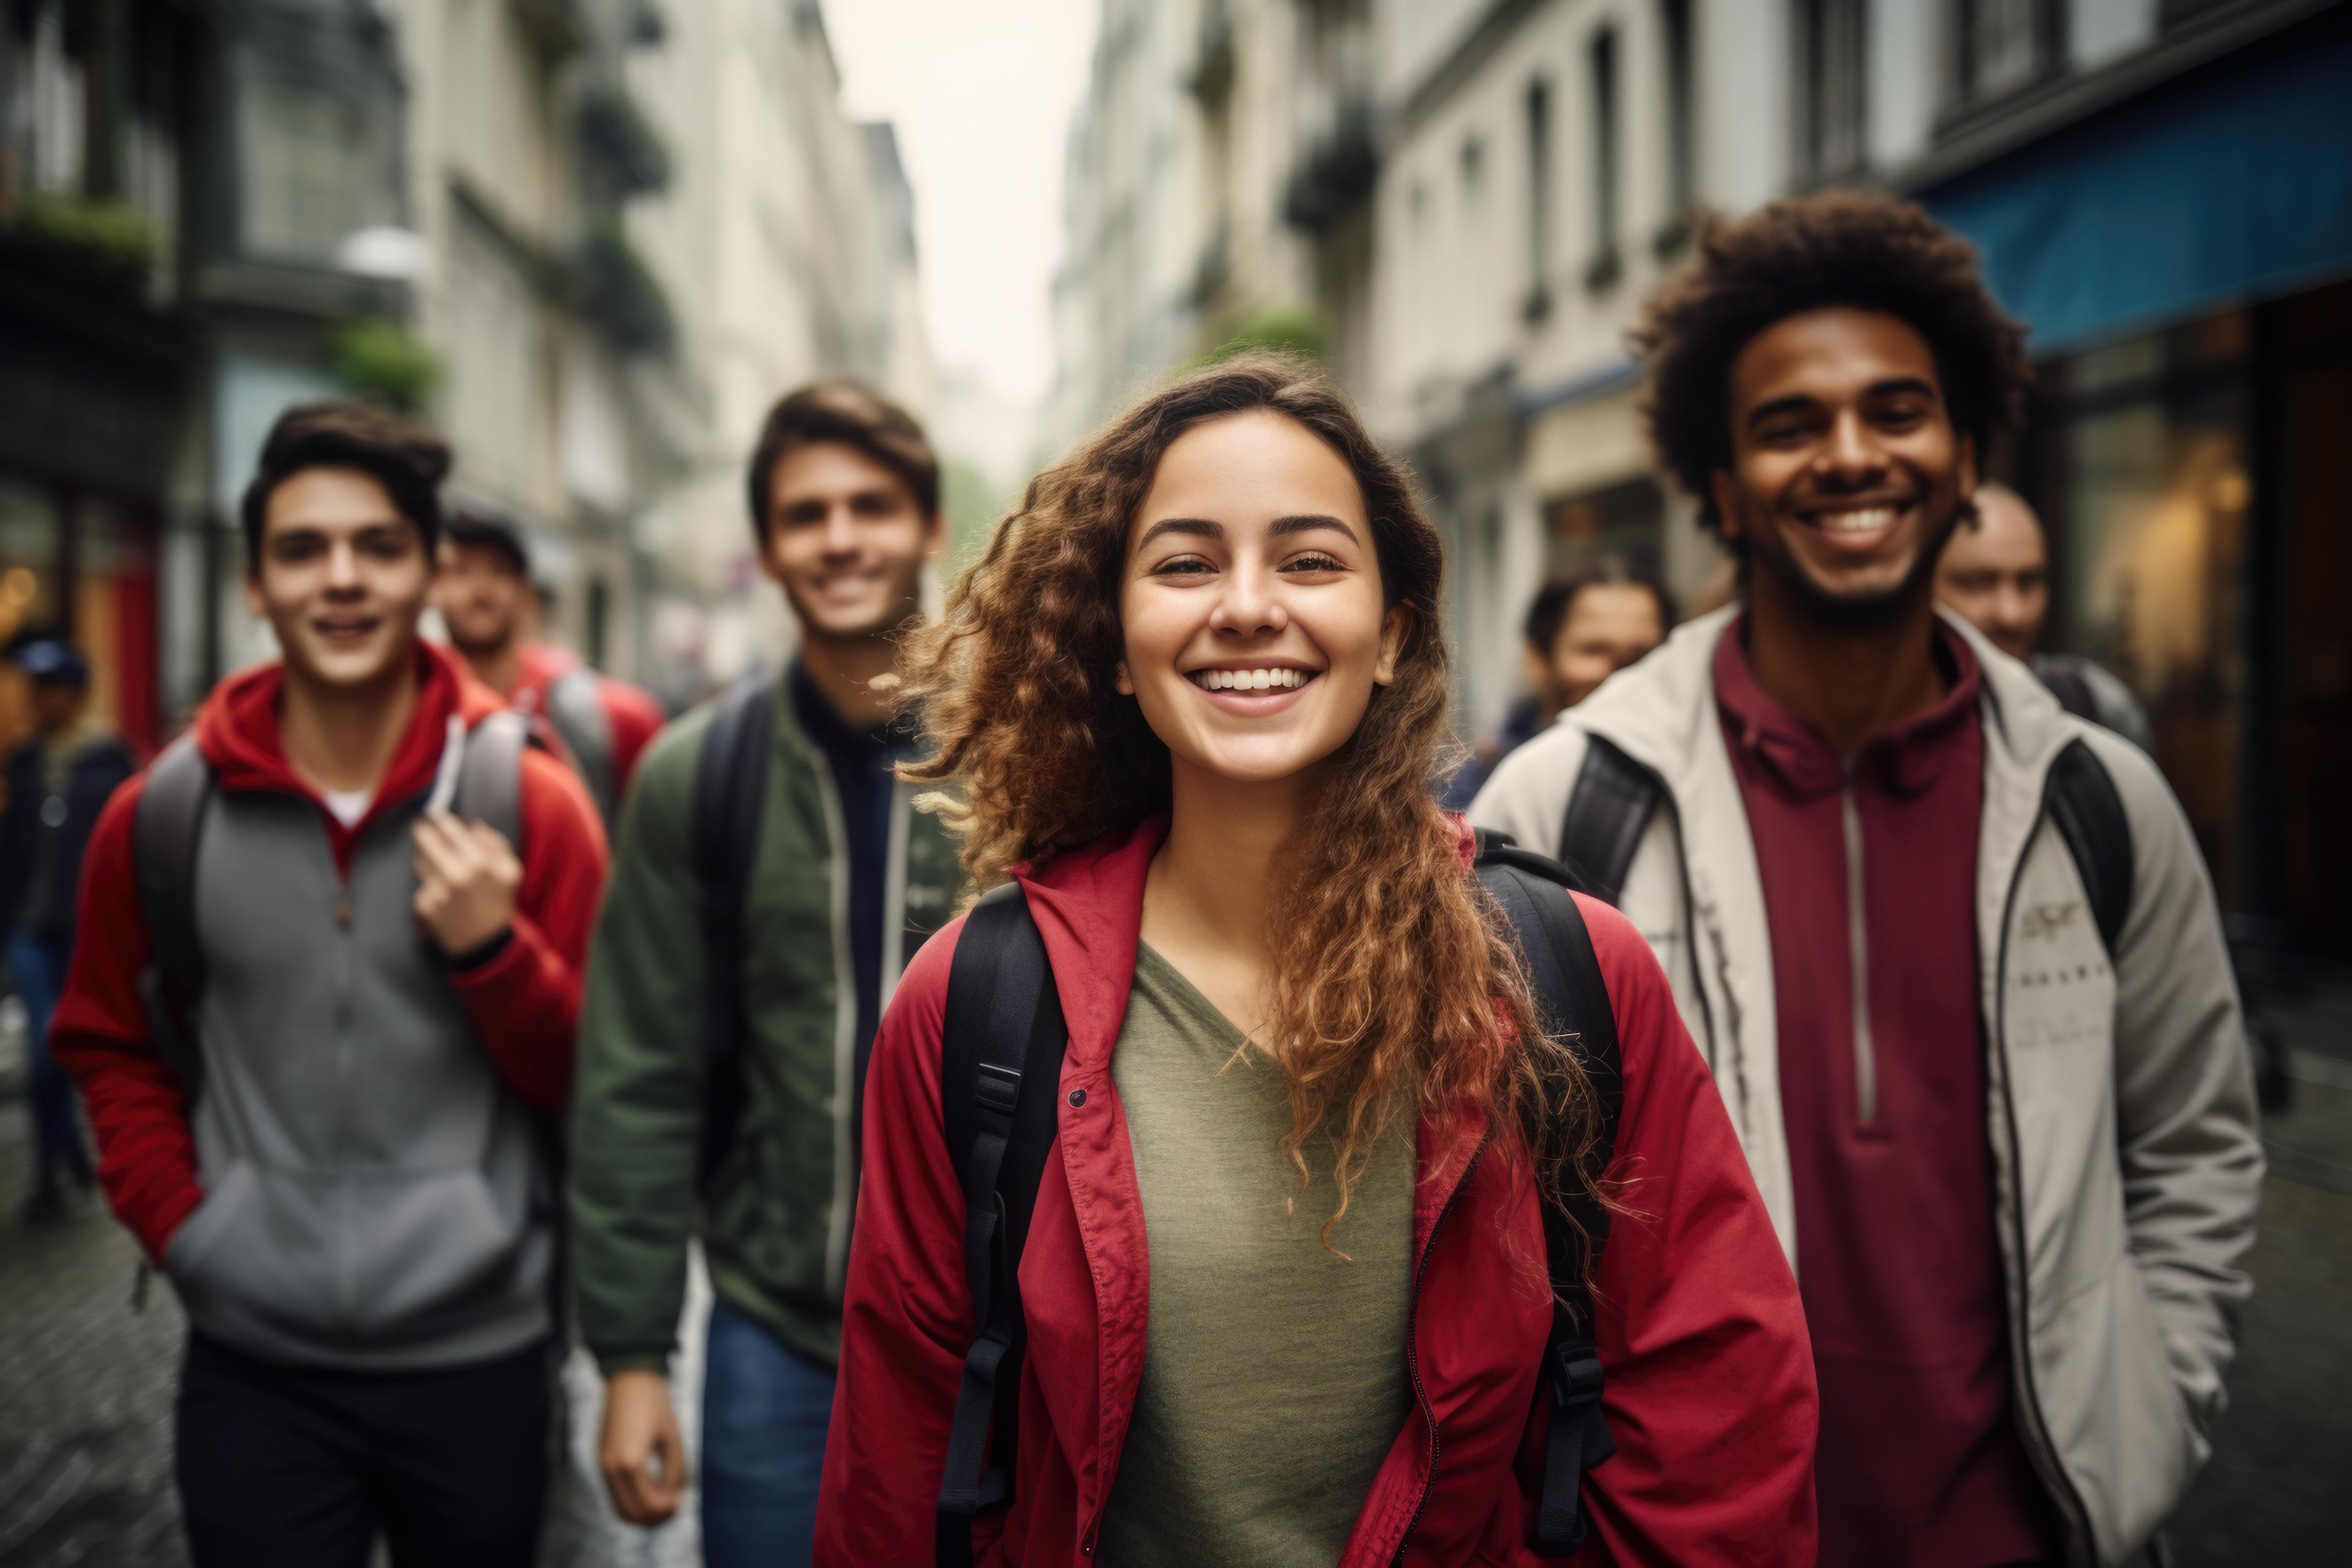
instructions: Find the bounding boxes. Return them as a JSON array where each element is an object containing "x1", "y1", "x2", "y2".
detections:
[
  {"x1": 815, "y1": 819, "x2": 1818, "y2": 1566},
  {"x1": 49, "y1": 642, "x2": 608, "y2": 1264}
]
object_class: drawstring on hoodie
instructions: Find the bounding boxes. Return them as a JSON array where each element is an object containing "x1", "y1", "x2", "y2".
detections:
[{"x1": 424, "y1": 714, "x2": 468, "y2": 817}]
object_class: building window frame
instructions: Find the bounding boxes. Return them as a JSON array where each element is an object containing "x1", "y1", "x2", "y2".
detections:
[
  {"x1": 1584, "y1": 26, "x2": 1621, "y2": 294},
  {"x1": 1656, "y1": 0, "x2": 1698, "y2": 257},
  {"x1": 1524, "y1": 77, "x2": 1553, "y2": 321},
  {"x1": 1790, "y1": 0, "x2": 1868, "y2": 183},
  {"x1": 1942, "y1": 0, "x2": 2067, "y2": 123}
]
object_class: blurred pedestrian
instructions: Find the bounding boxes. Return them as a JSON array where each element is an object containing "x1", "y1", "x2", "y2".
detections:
[
  {"x1": 49, "y1": 401, "x2": 608, "y2": 1567},
  {"x1": 1471, "y1": 193, "x2": 2261, "y2": 1568},
  {"x1": 568, "y1": 381, "x2": 961, "y2": 1567},
  {"x1": 1441, "y1": 557, "x2": 1672, "y2": 808},
  {"x1": 816, "y1": 356, "x2": 1818, "y2": 1566},
  {"x1": 1936, "y1": 480, "x2": 2154, "y2": 749},
  {"x1": 436, "y1": 508, "x2": 668, "y2": 822},
  {"x1": 0, "y1": 639, "x2": 130, "y2": 1222}
]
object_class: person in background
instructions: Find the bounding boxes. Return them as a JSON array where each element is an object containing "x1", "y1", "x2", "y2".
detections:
[
  {"x1": 1443, "y1": 558, "x2": 1672, "y2": 807},
  {"x1": 436, "y1": 509, "x2": 667, "y2": 823},
  {"x1": 51, "y1": 401, "x2": 607, "y2": 1567},
  {"x1": 1472, "y1": 192, "x2": 2260, "y2": 1567},
  {"x1": 1936, "y1": 480, "x2": 2154, "y2": 750},
  {"x1": 0, "y1": 639, "x2": 131, "y2": 1222},
  {"x1": 569, "y1": 381, "x2": 962, "y2": 1568}
]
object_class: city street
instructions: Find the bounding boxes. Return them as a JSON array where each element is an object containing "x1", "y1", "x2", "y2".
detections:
[{"x1": 2, "y1": 996, "x2": 2347, "y2": 1566}]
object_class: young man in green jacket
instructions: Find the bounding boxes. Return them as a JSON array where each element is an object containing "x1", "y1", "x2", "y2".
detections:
[{"x1": 568, "y1": 382, "x2": 962, "y2": 1567}]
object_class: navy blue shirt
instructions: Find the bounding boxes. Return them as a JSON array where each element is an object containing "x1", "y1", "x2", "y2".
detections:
[{"x1": 788, "y1": 661, "x2": 902, "y2": 1078}]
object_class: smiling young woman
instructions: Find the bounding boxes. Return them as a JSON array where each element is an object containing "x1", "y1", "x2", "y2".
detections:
[{"x1": 812, "y1": 356, "x2": 1819, "y2": 1567}]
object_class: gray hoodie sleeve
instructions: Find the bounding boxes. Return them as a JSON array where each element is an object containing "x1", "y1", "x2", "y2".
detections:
[{"x1": 2090, "y1": 727, "x2": 2264, "y2": 1427}]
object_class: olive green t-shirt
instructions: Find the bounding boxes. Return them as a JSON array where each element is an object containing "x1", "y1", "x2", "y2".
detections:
[{"x1": 1096, "y1": 943, "x2": 1415, "y2": 1568}]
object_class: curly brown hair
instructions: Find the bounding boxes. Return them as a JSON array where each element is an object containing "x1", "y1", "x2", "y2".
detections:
[
  {"x1": 899, "y1": 354, "x2": 1604, "y2": 1249},
  {"x1": 1631, "y1": 190, "x2": 2031, "y2": 540}
]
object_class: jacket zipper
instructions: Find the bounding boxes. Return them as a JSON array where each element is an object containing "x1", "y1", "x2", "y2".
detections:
[
  {"x1": 1839, "y1": 777, "x2": 1877, "y2": 1127},
  {"x1": 806, "y1": 752, "x2": 860, "y2": 1299},
  {"x1": 1391, "y1": 1139, "x2": 1487, "y2": 1566},
  {"x1": 1990, "y1": 778, "x2": 2097, "y2": 1561}
]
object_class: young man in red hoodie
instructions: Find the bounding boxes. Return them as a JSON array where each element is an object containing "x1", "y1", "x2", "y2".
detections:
[
  {"x1": 52, "y1": 401, "x2": 608, "y2": 1567},
  {"x1": 434, "y1": 507, "x2": 666, "y2": 824}
]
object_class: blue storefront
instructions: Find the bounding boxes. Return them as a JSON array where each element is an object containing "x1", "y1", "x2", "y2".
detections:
[{"x1": 1923, "y1": 9, "x2": 2352, "y2": 956}]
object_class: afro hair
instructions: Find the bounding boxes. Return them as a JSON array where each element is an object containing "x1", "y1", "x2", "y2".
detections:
[{"x1": 1629, "y1": 190, "x2": 2031, "y2": 539}]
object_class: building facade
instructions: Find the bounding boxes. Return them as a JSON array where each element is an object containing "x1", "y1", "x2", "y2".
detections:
[{"x1": 0, "y1": 0, "x2": 932, "y2": 738}]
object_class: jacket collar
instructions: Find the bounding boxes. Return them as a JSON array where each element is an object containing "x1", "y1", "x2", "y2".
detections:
[
  {"x1": 194, "y1": 641, "x2": 504, "y2": 817},
  {"x1": 1573, "y1": 600, "x2": 2079, "y2": 794},
  {"x1": 1712, "y1": 613, "x2": 1983, "y2": 801}
]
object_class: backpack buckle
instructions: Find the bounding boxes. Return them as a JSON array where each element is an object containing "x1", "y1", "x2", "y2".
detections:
[
  {"x1": 976, "y1": 1062, "x2": 1022, "y2": 1115},
  {"x1": 1546, "y1": 1339, "x2": 1606, "y2": 1410}
]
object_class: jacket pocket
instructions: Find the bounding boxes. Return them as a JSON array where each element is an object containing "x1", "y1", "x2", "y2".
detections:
[
  {"x1": 2048, "y1": 1254, "x2": 2203, "y2": 1565},
  {"x1": 163, "y1": 1161, "x2": 339, "y2": 1347},
  {"x1": 344, "y1": 1165, "x2": 544, "y2": 1347},
  {"x1": 163, "y1": 1159, "x2": 256, "y2": 1284}
]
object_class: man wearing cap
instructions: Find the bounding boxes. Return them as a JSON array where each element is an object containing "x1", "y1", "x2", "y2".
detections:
[
  {"x1": 1, "y1": 641, "x2": 133, "y2": 1220},
  {"x1": 436, "y1": 510, "x2": 666, "y2": 823}
]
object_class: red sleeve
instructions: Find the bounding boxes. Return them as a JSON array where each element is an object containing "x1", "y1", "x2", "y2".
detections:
[
  {"x1": 48, "y1": 776, "x2": 204, "y2": 1263},
  {"x1": 1571, "y1": 893, "x2": 1819, "y2": 1567},
  {"x1": 815, "y1": 917, "x2": 994, "y2": 1568},
  {"x1": 448, "y1": 747, "x2": 608, "y2": 1107},
  {"x1": 598, "y1": 678, "x2": 666, "y2": 797}
]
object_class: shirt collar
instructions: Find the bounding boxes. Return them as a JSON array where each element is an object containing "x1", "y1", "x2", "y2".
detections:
[{"x1": 1713, "y1": 613, "x2": 1982, "y2": 801}]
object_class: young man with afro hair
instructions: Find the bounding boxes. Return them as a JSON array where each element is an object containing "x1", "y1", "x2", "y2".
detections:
[{"x1": 1471, "y1": 192, "x2": 2259, "y2": 1567}]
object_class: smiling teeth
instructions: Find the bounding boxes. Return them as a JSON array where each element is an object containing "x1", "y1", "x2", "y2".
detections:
[
  {"x1": 1194, "y1": 667, "x2": 1308, "y2": 691},
  {"x1": 1821, "y1": 507, "x2": 1899, "y2": 532}
]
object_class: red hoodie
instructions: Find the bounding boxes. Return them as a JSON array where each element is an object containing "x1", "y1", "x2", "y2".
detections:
[
  {"x1": 814, "y1": 818, "x2": 1819, "y2": 1567},
  {"x1": 511, "y1": 640, "x2": 666, "y2": 796},
  {"x1": 49, "y1": 642, "x2": 608, "y2": 1263}
]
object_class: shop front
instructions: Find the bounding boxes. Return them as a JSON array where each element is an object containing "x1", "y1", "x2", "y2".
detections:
[{"x1": 1926, "y1": 9, "x2": 2352, "y2": 956}]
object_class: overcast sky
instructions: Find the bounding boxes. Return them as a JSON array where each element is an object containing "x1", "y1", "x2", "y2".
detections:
[{"x1": 823, "y1": 1, "x2": 1098, "y2": 407}]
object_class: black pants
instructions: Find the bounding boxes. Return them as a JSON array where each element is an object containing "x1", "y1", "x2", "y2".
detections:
[{"x1": 175, "y1": 1332, "x2": 551, "y2": 1568}]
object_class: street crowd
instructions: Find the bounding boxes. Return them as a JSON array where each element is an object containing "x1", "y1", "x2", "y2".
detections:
[{"x1": 2, "y1": 191, "x2": 2260, "y2": 1567}]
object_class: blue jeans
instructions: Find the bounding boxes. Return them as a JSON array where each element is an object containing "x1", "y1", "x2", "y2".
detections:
[
  {"x1": 701, "y1": 1295, "x2": 836, "y2": 1568},
  {"x1": 9, "y1": 935, "x2": 93, "y2": 1205}
]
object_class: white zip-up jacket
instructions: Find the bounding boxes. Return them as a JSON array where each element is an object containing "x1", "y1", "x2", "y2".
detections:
[{"x1": 1468, "y1": 604, "x2": 2261, "y2": 1567}]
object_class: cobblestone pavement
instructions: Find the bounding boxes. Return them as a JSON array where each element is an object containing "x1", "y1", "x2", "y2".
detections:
[{"x1": 3, "y1": 996, "x2": 2348, "y2": 1567}]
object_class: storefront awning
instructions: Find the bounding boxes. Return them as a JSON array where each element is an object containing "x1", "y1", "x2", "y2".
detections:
[{"x1": 1922, "y1": 22, "x2": 2352, "y2": 355}]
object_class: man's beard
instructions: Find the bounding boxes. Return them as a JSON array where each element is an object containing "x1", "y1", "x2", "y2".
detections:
[{"x1": 1749, "y1": 500, "x2": 1962, "y2": 633}]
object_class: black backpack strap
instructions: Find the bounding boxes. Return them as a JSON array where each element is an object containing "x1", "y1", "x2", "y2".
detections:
[
  {"x1": 452, "y1": 710, "x2": 530, "y2": 853},
  {"x1": 132, "y1": 733, "x2": 213, "y2": 1106},
  {"x1": 2035, "y1": 660, "x2": 2100, "y2": 727},
  {"x1": 1473, "y1": 830, "x2": 1624, "y2": 1557},
  {"x1": 936, "y1": 881, "x2": 1069, "y2": 1568},
  {"x1": 693, "y1": 672, "x2": 779, "y2": 1189},
  {"x1": 1559, "y1": 736, "x2": 1661, "y2": 907},
  {"x1": 2046, "y1": 738, "x2": 2133, "y2": 959},
  {"x1": 543, "y1": 665, "x2": 618, "y2": 824}
]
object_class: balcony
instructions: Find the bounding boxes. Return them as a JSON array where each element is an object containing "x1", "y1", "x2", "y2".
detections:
[
  {"x1": 579, "y1": 84, "x2": 672, "y2": 198},
  {"x1": 1283, "y1": 97, "x2": 1377, "y2": 235}
]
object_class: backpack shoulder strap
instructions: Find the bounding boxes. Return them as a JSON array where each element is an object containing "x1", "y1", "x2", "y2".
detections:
[
  {"x1": 132, "y1": 732, "x2": 213, "y2": 1101},
  {"x1": 1471, "y1": 830, "x2": 1623, "y2": 1556},
  {"x1": 692, "y1": 672, "x2": 778, "y2": 1188},
  {"x1": 936, "y1": 880, "x2": 1069, "y2": 1566},
  {"x1": 1559, "y1": 735, "x2": 1662, "y2": 907},
  {"x1": 2046, "y1": 737, "x2": 2133, "y2": 959},
  {"x1": 544, "y1": 665, "x2": 618, "y2": 823},
  {"x1": 2034, "y1": 658, "x2": 2101, "y2": 726},
  {"x1": 453, "y1": 709, "x2": 530, "y2": 856}
]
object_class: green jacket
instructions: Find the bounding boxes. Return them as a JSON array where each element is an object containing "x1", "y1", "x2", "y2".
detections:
[{"x1": 569, "y1": 674, "x2": 961, "y2": 1372}]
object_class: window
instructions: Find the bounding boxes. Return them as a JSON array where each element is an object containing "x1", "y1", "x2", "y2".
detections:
[
  {"x1": 1792, "y1": 0, "x2": 1866, "y2": 179},
  {"x1": 1588, "y1": 29, "x2": 1621, "y2": 287},
  {"x1": 1952, "y1": 0, "x2": 2059, "y2": 107},
  {"x1": 1660, "y1": 0, "x2": 1696, "y2": 221},
  {"x1": 1525, "y1": 79, "x2": 1552, "y2": 315}
]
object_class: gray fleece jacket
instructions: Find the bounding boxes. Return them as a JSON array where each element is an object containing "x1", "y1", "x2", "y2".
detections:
[{"x1": 1468, "y1": 604, "x2": 2261, "y2": 1568}]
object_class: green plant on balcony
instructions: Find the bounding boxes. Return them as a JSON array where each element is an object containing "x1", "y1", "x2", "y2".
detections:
[
  {"x1": 578, "y1": 222, "x2": 674, "y2": 356},
  {"x1": 5, "y1": 191, "x2": 158, "y2": 297},
  {"x1": 579, "y1": 84, "x2": 671, "y2": 197},
  {"x1": 1194, "y1": 304, "x2": 1327, "y2": 367},
  {"x1": 334, "y1": 317, "x2": 441, "y2": 414}
]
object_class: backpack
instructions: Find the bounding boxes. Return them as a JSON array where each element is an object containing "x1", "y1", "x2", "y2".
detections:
[
  {"x1": 689, "y1": 671, "x2": 779, "y2": 1190},
  {"x1": 1561, "y1": 734, "x2": 2134, "y2": 956},
  {"x1": 933, "y1": 831, "x2": 1625, "y2": 1566},
  {"x1": 132, "y1": 711, "x2": 534, "y2": 1104},
  {"x1": 541, "y1": 664, "x2": 618, "y2": 825}
]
